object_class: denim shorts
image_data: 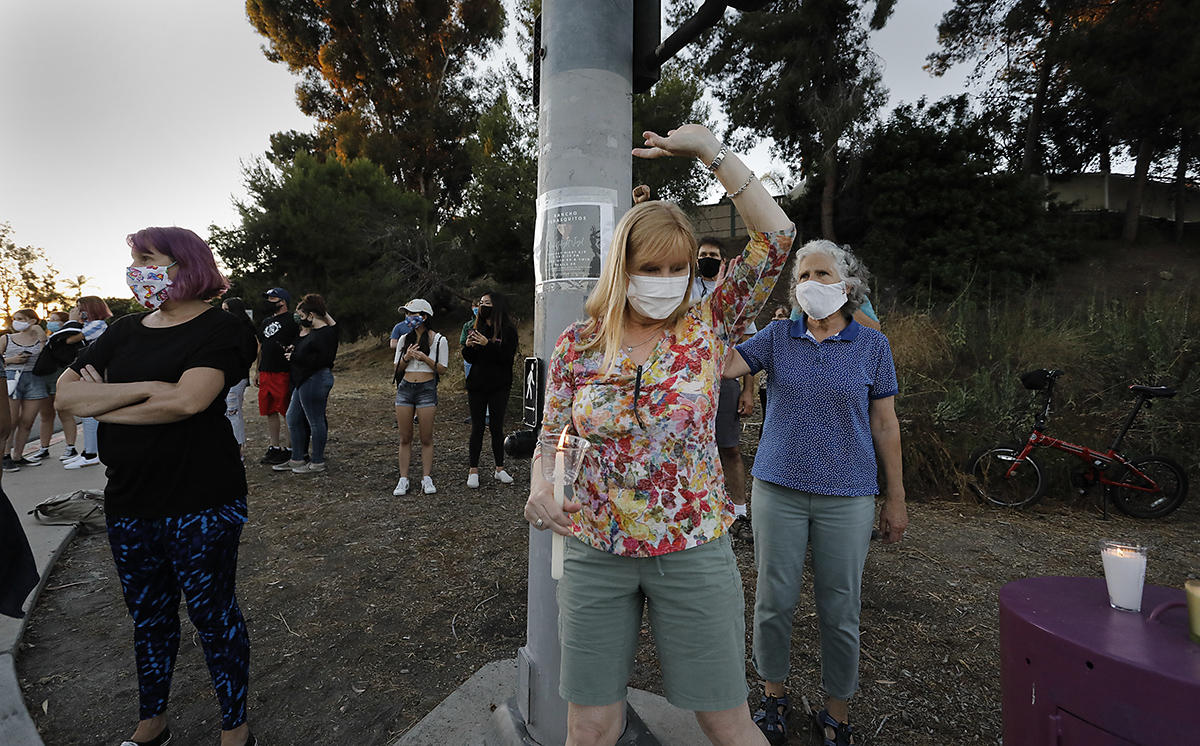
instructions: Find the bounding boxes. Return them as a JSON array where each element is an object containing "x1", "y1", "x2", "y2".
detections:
[
  {"x1": 394, "y1": 378, "x2": 438, "y2": 408},
  {"x1": 11, "y1": 371, "x2": 50, "y2": 400}
]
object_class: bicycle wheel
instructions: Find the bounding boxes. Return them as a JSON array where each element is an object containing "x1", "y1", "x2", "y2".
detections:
[
  {"x1": 967, "y1": 445, "x2": 1045, "y2": 508},
  {"x1": 1108, "y1": 455, "x2": 1189, "y2": 519}
]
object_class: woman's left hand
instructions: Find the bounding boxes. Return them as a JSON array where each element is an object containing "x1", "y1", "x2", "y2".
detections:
[
  {"x1": 632, "y1": 124, "x2": 721, "y2": 164},
  {"x1": 878, "y1": 496, "x2": 908, "y2": 544}
]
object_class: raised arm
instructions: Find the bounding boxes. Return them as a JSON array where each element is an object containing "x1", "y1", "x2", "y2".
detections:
[
  {"x1": 635, "y1": 125, "x2": 795, "y2": 342},
  {"x1": 633, "y1": 125, "x2": 790, "y2": 234}
]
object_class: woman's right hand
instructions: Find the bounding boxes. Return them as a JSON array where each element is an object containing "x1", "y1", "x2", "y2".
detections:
[
  {"x1": 524, "y1": 475, "x2": 582, "y2": 537},
  {"x1": 632, "y1": 124, "x2": 721, "y2": 164}
]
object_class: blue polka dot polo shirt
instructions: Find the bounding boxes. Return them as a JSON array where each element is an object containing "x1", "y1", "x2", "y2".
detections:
[{"x1": 736, "y1": 317, "x2": 898, "y2": 497}]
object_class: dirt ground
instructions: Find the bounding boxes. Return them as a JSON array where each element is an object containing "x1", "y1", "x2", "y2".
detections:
[{"x1": 16, "y1": 337, "x2": 1200, "y2": 745}]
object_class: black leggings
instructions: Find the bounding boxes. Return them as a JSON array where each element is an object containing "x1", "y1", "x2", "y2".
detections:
[{"x1": 468, "y1": 387, "x2": 508, "y2": 468}]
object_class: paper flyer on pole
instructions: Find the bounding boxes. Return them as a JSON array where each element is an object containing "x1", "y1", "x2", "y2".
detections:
[{"x1": 533, "y1": 187, "x2": 618, "y2": 288}]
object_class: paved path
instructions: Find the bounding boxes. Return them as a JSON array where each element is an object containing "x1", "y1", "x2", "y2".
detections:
[{"x1": 1, "y1": 439, "x2": 106, "y2": 746}]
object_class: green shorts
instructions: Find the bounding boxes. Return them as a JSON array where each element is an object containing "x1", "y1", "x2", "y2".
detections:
[{"x1": 556, "y1": 534, "x2": 749, "y2": 711}]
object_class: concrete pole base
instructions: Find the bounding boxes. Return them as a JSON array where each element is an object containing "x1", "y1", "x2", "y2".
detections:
[
  {"x1": 392, "y1": 659, "x2": 708, "y2": 746},
  {"x1": 484, "y1": 698, "x2": 662, "y2": 746}
]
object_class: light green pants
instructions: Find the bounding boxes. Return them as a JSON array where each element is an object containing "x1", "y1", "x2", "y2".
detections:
[
  {"x1": 556, "y1": 534, "x2": 749, "y2": 711},
  {"x1": 750, "y1": 478, "x2": 875, "y2": 700}
]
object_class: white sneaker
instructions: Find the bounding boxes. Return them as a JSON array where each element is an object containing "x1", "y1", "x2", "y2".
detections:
[
  {"x1": 292, "y1": 461, "x2": 326, "y2": 474},
  {"x1": 422, "y1": 476, "x2": 437, "y2": 495},
  {"x1": 494, "y1": 469, "x2": 514, "y2": 484},
  {"x1": 64, "y1": 454, "x2": 100, "y2": 469},
  {"x1": 59, "y1": 447, "x2": 79, "y2": 461},
  {"x1": 393, "y1": 477, "x2": 410, "y2": 496},
  {"x1": 467, "y1": 473, "x2": 480, "y2": 489}
]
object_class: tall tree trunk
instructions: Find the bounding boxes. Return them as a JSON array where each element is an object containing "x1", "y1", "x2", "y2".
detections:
[
  {"x1": 821, "y1": 149, "x2": 838, "y2": 242},
  {"x1": 1021, "y1": 36, "x2": 1056, "y2": 175},
  {"x1": 1175, "y1": 128, "x2": 1190, "y2": 244},
  {"x1": 1123, "y1": 136, "x2": 1154, "y2": 243}
]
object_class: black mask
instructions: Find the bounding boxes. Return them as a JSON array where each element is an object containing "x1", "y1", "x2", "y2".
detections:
[
  {"x1": 298, "y1": 318, "x2": 313, "y2": 328},
  {"x1": 477, "y1": 306, "x2": 493, "y2": 322},
  {"x1": 697, "y1": 257, "x2": 722, "y2": 279}
]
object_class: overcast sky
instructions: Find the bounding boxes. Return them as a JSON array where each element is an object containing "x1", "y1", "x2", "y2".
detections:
[{"x1": 2, "y1": 0, "x2": 968, "y2": 298}]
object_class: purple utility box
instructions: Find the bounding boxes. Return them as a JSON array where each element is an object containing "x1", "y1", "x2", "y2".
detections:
[{"x1": 999, "y1": 576, "x2": 1200, "y2": 744}]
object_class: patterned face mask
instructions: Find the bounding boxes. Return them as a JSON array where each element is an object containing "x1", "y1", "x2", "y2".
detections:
[{"x1": 126, "y1": 262, "x2": 176, "y2": 310}]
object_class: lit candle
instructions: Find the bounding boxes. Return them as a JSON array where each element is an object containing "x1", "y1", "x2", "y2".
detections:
[
  {"x1": 551, "y1": 427, "x2": 568, "y2": 580},
  {"x1": 1100, "y1": 541, "x2": 1148, "y2": 612}
]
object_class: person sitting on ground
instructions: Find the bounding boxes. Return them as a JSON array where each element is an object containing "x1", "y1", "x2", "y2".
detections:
[
  {"x1": 256, "y1": 287, "x2": 298, "y2": 465},
  {"x1": 56, "y1": 225, "x2": 259, "y2": 746},
  {"x1": 391, "y1": 299, "x2": 448, "y2": 497},
  {"x1": 462, "y1": 290, "x2": 518, "y2": 489},
  {"x1": 525, "y1": 123, "x2": 791, "y2": 745},
  {"x1": 724, "y1": 239, "x2": 907, "y2": 746},
  {"x1": 273, "y1": 294, "x2": 338, "y2": 474}
]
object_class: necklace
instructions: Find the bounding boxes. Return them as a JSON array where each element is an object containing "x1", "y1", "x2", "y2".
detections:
[{"x1": 623, "y1": 323, "x2": 667, "y2": 353}]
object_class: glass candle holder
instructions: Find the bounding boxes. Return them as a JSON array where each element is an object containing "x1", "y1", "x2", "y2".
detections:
[{"x1": 1100, "y1": 540, "x2": 1148, "y2": 612}]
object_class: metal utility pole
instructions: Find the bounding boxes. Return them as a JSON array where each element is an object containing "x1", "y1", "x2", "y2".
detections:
[
  {"x1": 500, "y1": 1, "x2": 634, "y2": 743},
  {"x1": 488, "y1": 1, "x2": 773, "y2": 743}
]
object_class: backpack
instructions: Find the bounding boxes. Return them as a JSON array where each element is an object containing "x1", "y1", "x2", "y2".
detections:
[{"x1": 32, "y1": 327, "x2": 85, "y2": 376}]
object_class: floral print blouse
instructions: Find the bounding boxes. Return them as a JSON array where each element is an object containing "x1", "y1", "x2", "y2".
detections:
[{"x1": 541, "y1": 226, "x2": 795, "y2": 557}]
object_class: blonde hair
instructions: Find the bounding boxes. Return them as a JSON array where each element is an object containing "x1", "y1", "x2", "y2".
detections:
[{"x1": 579, "y1": 201, "x2": 697, "y2": 369}]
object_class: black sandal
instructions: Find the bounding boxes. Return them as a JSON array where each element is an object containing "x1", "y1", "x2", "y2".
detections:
[
  {"x1": 752, "y1": 694, "x2": 789, "y2": 745},
  {"x1": 119, "y1": 726, "x2": 171, "y2": 746},
  {"x1": 813, "y1": 708, "x2": 856, "y2": 746}
]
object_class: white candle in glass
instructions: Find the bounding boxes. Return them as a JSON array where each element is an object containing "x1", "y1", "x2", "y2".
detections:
[
  {"x1": 1101, "y1": 542, "x2": 1147, "y2": 612},
  {"x1": 551, "y1": 446, "x2": 566, "y2": 580}
]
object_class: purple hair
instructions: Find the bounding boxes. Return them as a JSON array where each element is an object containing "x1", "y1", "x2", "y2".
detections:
[{"x1": 126, "y1": 227, "x2": 229, "y2": 302}]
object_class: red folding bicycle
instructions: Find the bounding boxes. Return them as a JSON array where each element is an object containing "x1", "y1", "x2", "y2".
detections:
[{"x1": 967, "y1": 369, "x2": 1189, "y2": 518}]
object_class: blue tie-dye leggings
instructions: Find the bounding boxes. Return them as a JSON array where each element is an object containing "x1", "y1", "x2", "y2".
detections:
[{"x1": 106, "y1": 499, "x2": 250, "y2": 730}]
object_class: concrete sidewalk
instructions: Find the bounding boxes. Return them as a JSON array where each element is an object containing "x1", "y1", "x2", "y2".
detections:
[{"x1": 1, "y1": 439, "x2": 106, "y2": 746}]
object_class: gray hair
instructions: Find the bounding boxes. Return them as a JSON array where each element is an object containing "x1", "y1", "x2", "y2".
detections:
[{"x1": 790, "y1": 239, "x2": 871, "y2": 319}]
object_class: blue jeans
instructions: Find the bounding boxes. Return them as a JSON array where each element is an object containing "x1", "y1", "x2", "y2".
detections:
[{"x1": 287, "y1": 369, "x2": 333, "y2": 463}]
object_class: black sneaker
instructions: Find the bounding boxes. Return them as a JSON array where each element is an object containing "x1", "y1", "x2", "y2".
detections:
[
  {"x1": 32, "y1": 448, "x2": 50, "y2": 460},
  {"x1": 10, "y1": 457, "x2": 43, "y2": 468},
  {"x1": 2, "y1": 456, "x2": 19, "y2": 473},
  {"x1": 261, "y1": 446, "x2": 290, "y2": 465}
]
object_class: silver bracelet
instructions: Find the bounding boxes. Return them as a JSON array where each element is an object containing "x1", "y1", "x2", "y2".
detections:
[
  {"x1": 708, "y1": 146, "x2": 728, "y2": 172},
  {"x1": 724, "y1": 174, "x2": 754, "y2": 199}
]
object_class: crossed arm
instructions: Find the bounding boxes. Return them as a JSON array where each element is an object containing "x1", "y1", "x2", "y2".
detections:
[{"x1": 56, "y1": 365, "x2": 225, "y2": 425}]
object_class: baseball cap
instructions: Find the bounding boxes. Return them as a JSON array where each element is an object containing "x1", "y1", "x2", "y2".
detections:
[
  {"x1": 400, "y1": 298, "x2": 434, "y2": 317},
  {"x1": 264, "y1": 287, "x2": 291, "y2": 303}
]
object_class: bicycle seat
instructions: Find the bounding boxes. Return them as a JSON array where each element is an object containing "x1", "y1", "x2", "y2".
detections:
[
  {"x1": 1020, "y1": 369, "x2": 1064, "y2": 390},
  {"x1": 1129, "y1": 385, "x2": 1176, "y2": 398}
]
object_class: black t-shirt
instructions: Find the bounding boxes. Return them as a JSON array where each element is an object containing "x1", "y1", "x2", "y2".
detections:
[
  {"x1": 70, "y1": 309, "x2": 257, "y2": 519},
  {"x1": 290, "y1": 325, "x2": 339, "y2": 386},
  {"x1": 258, "y1": 312, "x2": 299, "y2": 372}
]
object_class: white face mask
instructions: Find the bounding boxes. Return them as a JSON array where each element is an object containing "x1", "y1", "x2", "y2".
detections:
[
  {"x1": 626, "y1": 274, "x2": 689, "y2": 320},
  {"x1": 795, "y1": 280, "x2": 848, "y2": 321},
  {"x1": 11, "y1": 320, "x2": 31, "y2": 332}
]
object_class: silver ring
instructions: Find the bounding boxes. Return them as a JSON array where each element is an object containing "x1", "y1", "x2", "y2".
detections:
[{"x1": 535, "y1": 518, "x2": 544, "y2": 528}]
